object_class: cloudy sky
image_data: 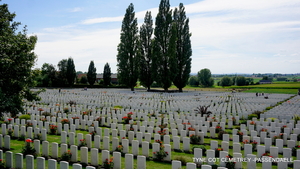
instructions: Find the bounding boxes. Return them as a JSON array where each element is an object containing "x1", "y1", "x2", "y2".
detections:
[{"x1": 3, "y1": 0, "x2": 300, "y2": 74}]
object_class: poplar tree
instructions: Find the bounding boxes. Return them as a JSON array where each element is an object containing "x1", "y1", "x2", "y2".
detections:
[
  {"x1": 173, "y1": 3, "x2": 192, "y2": 92},
  {"x1": 66, "y1": 57, "x2": 76, "y2": 86},
  {"x1": 152, "y1": 0, "x2": 177, "y2": 92},
  {"x1": 87, "y1": 60, "x2": 97, "y2": 86},
  {"x1": 103, "y1": 62, "x2": 111, "y2": 86},
  {"x1": 139, "y1": 11, "x2": 154, "y2": 91},
  {"x1": 57, "y1": 59, "x2": 68, "y2": 86},
  {"x1": 117, "y1": 3, "x2": 139, "y2": 91}
]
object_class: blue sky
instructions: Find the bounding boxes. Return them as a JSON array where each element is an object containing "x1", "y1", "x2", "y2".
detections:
[{"x1": 2, "y1": 0, "x2": 300, "y2": 74}]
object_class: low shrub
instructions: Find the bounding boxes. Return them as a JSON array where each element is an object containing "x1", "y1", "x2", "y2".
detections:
[
  {"x1": 19, "y1": 114, "x2": 31, "y2": 120},
  {"x1": 247, "y1": 113, "x2": 258, "y2": 120},
  {"x1": 173, "y1": 156, "x2": 189, "y2": 165},
  {"x1": 42, "y1": 112, "x2": 51, "y2": 116}
]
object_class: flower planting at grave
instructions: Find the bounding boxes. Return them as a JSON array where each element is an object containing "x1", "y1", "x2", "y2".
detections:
[
  {"x1": 7, "y1": 128, "x2": 13, "y2": 137},
  {"x1": 225, "y1": 154, "x2": 236, "y2": 169},
  {"x1": 40, "y1": 117, "x2": 47, "y2": 122},
  {"x1": 61, "y1": 118, "x2": 70, "y2": 125},
  {"x1": 249, "y1": 121, "x2": 255, "y2": 125},
  {"x1": 157, "y1": 129, "x2": 167, "y2": 140},
  {"x1": 260, "y1": 128, "x2": 267, "y2": 132},
  {"x1": 60, "y1": 150, "x2": 72, "y2": 162},
  {"x1": 38, "y1": 108, "x2": 44, "y2": 113},
  {"x1": 0, "y1": 159, "x2": 5, "y2": 168},
  {"x1": 153, "y1": 140, "x2": 168, "y2": 161},
  {"x1": 251, "y1": 140, "x2": 258, "y2": 151},
  {"x1": 237, "y1": 131, "x2": 243, "y2": 142},
  {"x1": 115, "y1": 145, "x2": 123, "y2": 153},
  {"x1": 215, "y1": 147, "x2": 223, "y2": 157},
  {"x1": 122, "y1": 112, "x2": 133, "y2": 124},
  {"x1": 63, "y1": 107, "x2": 69, "y2": 114},
  {"x1": 292, "y1": 145, "x2": 300, "y2": 156},
  {"x1": 89, "y1": 130, "x2": 96, "y2": 140},
  {"x1": 25, "y1": 122, "x2": 33, "y2": 128},
  {"x1": 49, "y1": 125, "x2": 57, "y2": 135},
  {"x1": 190, "y1": 134, "x2": 201, "y2": 144},
  {"x1": 79, "y1": 139, "x2": 87, "y2": 147},
  {"x1": 103, "y1": 157, "x2": 114, "y2": 169},
  {"x1": 281, "y1": 125, "x2": 287, "y2": 133},
  {"x1": 232, "y1": 117, "x2": 236, "y2": 125},
  {"x1": 215, "y1": 125, "x2": 222, "y2": 133},
  {"x1": 188, "y1": 127, "x2": 195, "y2": 131},
  {"x1": 21, "y1": 139, "x2": 37, "y2": 158}
]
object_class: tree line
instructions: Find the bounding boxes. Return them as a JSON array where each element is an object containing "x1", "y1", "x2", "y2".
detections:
[
  {"x1": 188, "y1": 68, "x2": 255, "y2": 87},
  {"x1": 34, "y1": 60, "x2": 112, "y2": 87},
  {"x1": 117, "y1": 0, "x2": 192, "y2": 92}
]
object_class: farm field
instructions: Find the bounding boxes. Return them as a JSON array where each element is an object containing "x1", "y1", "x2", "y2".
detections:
[{"x1": 0, "y1": 88, "x2": 299, "y2": 169}]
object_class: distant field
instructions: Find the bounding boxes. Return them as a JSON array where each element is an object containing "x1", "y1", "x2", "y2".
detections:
[
  {"x1": 230, "y1": 82, "x2": 300, "y2": 89},
  {"x1": 242, "y1": 88, "x2": 298, "y2": 94}
]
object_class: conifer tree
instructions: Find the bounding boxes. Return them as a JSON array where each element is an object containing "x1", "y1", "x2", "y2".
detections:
[
  {"x1": 66, "y1": 57, "x2": 76, "y2": 86},
  {"x1": 103, "y1": 62, "x2": 111, "y2": 86},
  {"x1": 173, "y1": 3, "x2": 192, "y2": 92},
  {"x1": 139, "y1": 11, "x2": 154, "y2": 91},
  {"x1": 87, "y1": 60, "x2": 97, "y2": 86},
  {"x1": 152, "y1": 0, "x2": 177, "y2": 92},
  {"x1": 117, "y1": 3, "x2": 139, "y2": 91}
]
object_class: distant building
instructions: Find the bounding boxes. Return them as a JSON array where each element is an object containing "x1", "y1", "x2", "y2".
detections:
[
  {"x1": 96, "y1": 73, "x2": 118, "y2": 84},
  {"x1": 77, "y1": 73, "x2": 118, "y2": 84},
  {"x1": 259, "y1": 80, "x2": 272, "y2": 84}
]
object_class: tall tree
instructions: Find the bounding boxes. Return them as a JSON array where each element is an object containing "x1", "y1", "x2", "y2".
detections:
[
  {"x1": 57, "y1": 59, "x2": 68, "y2": 86},
  {"x1": 117, "y1": 3, "x2": 139, "y2": 91},
  {"x1": 139, "y1": 11, "x2": 154, "y2": 91},
  {"x1": 152, "y1": 0, "x2": 177, "y2": 92},
  {"x1": 41, "y1": 63, "x2": 56, "y2": 87},
  {"x1": 0, "y1": 3, "x2": 42, "y2": 116},
  {"x1": 219, "y1": 76, "x2": 232, "y2": 87},
  {"x1": 66, "y1": 57, "x2": 76, "y2": 86},
  {"x1": 172, "y1": 3, "x2": 192, "y2": 92},
  {"x1": 197, "y1": 68, "x2": 214, "y2": 87},
  {"x1": 87, "y1": 60, "x2": 97, "y2": 86},
  {"x1": 103, "y1": 62, "x2": 111, "y2": 86}
]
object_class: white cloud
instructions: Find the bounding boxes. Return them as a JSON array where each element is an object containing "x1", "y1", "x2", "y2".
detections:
[
  {"x1": 69, "y1": 7, "x2": 83, "y2": 13},
  {"x1": 33, "y1": 0, "x2": 300, "y2": 74},
  {"x1": 81, "y1": 16, "x2": 123, "y2": 25}
]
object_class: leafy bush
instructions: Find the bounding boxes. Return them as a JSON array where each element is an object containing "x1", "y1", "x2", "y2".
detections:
[
  {"x1": 265, "y1": 106, "x2": 272, "y2": 110},
  {"x1": 247, "y1": 114, "x2": 258, "y2": 120},
  {"x1": 42, "y1": 112, "x2": 51, "y2": 116},
  {"x1": 252, "y1": 110, "x2": 262, "y2": 119},
  {"x1": 19, "y1": 114, "x2": 31, "y2": 120},
  {"x1": 173, "y1": 156, "x2": 189, "y2": 165},
  {"x1": 240, "y1": 120, "x2": 247, "y2": 124}
]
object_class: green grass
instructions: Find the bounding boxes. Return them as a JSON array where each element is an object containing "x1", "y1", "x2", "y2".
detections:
[{"x1": 243, "y1": 88, "x2": 298, "y2": 94}]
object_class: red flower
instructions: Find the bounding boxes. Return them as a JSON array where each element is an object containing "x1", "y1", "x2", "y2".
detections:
[
  {"x1": 8, "y1": 118, "x2": 12, "y2": 121},
  {"x1": 127, "y1": 112, "x2": 133, "y2": 115},
  {"x1": 26, "y1": 139, "x2": 33, "y2": 143}
]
